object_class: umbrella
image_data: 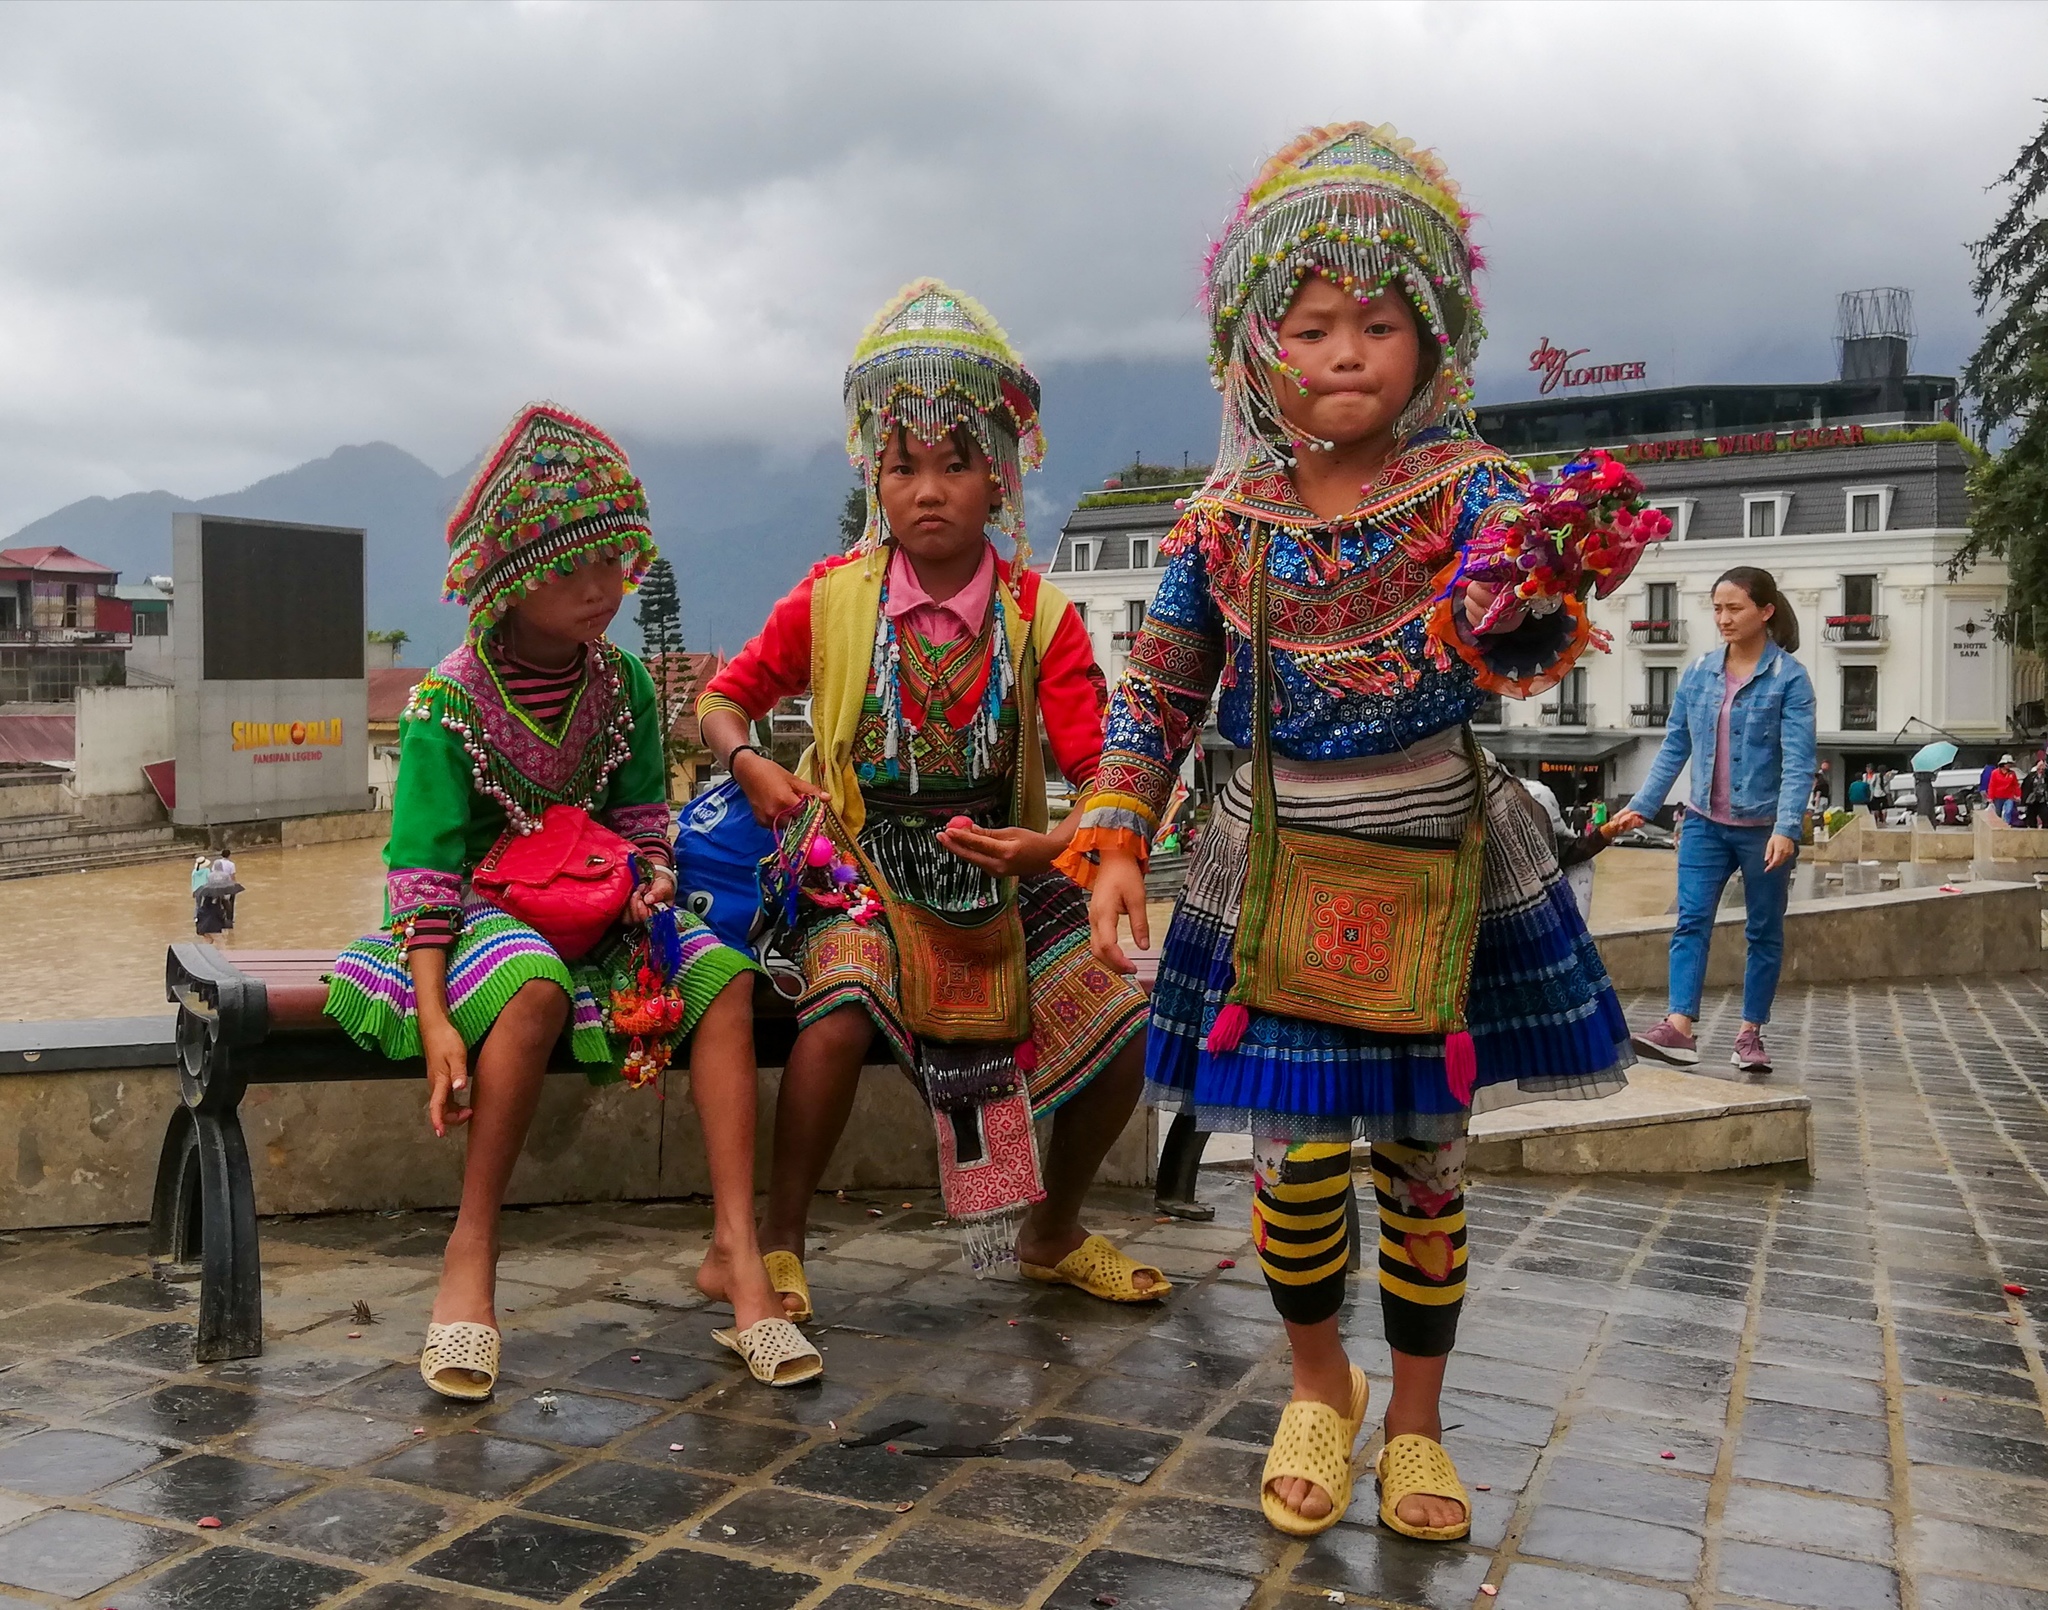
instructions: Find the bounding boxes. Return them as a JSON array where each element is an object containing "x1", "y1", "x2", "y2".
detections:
[{"x1": 1911, "y1": 741, "x2": 1958, "y2": 772}]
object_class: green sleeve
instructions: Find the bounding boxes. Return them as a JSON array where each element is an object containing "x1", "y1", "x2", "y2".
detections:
[
  {"x1": 385, "y1": 690, "x2": 477, "y2": 881},
  {"x1": 604, "y1": 648, "x2": 669, "y2": 810}
]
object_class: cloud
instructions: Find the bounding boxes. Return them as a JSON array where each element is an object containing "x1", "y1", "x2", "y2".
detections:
[{"x1": 0, "y1": 0, "x2": 2039, "y2": 534}]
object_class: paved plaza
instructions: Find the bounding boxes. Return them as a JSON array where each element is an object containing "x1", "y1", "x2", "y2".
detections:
[{"x1": 0, "y1": 978, "x2": 2043, "y2": 1610}]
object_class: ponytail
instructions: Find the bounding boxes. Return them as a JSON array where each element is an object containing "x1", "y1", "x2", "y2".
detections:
[{"x1": 1714, "y1": 566, "x2": 1799, "y2": 653}]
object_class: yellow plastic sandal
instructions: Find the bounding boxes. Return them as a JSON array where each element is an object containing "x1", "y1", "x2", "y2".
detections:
[
  {"x1": 1260, "y1": 1365, "x2": 1370, "y2": 1538},
  {"x1": 1019, "y1": 1234, "x2": 1172, "y2": 1303},
  {"x1": 420, "y1": 1321, "x2": 500, "y2": 1401},
  {"x1": 1375, "y1": 1432, "x2": 1472, "y2": 1541},
  {"x1": 762, "y1": 1250, "x2": 813, "y2": 1323}
]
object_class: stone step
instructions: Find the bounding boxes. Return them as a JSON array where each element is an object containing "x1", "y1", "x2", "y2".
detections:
[
  {"x1": 0, "y1": 838, "x2": 195, "y2": 882},
  {"x1": 0, "y1": 812, "x2": 84, "y2": 844},
  {"x1": 0, "y1": 823, "x2": 178, "y2": 861}
]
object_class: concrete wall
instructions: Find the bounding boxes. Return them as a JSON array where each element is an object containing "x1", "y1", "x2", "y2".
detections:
[
  {"x1": 280, "y1": 809, "x2": 391, "y2": 848},
  {"x1": 72, "y1": 685, "x2": 175, "y2": 798},
  {"x1": 1595, "y1": 879, "x2": 2046, "y2": 993},
  {"x1": 0, "y1": 1060, "x2": 1156, "y2": 1233}
]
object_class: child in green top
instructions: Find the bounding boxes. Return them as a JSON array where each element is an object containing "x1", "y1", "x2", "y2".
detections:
[{"x1": 327, "y1": 404, "x2": 817, "y2": 1398}]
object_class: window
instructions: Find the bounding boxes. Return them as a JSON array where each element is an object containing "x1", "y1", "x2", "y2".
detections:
[
  {"x1": 135, "y1": 611, "x2": 168, "y2": 638},
  {"x1": 61, "y1": 584, "x2": 79, "y2": 629},
  {"x1": 1842, "y1": 665, "x2": 1878, "y2": 731},
  {"x1": 1471, "y1": 691, "x2": 1504, "y2": 724},
  {"x1": 1069, "y1": 540, "x2": 1092, "y2": 573},
  {"x1": 1844, "y1": 485, "x2": 1893, "y2": 533},
  {"x1": 1843, "y1": 574, "x2": 1875, "y2": 616},
  {"x1": 1643, "y1": 581, "x2": 1678, "y2": 642},
  {"x1": 1558, "y1": 667, "x2": 1589, "y2": 726},
  {"x1": 1125, "y1": 599, "x2": 1147, "y2": 635},
  {"x1": 1645, "y1": 665, "x2": 1675, "y2": 725},
  {"x1": 1129, "y1": 537, "x2": 1151, "y2": 570},
  {"x1": 1743, "y1": 494, "x2": 1791, "y2": 539},
  {"x1": 1649, "y1": 499, "x2": 1696, "y2": 542}
]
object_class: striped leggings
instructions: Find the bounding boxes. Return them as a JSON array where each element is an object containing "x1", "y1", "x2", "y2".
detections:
[{"x1": 1251, "y1": 1135, "x2": 1467, "y2": 1356}]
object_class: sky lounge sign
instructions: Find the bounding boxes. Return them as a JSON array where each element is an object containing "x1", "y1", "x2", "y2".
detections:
[{"x1": 1529, "y1": 337, "x2": 1648, "y2": 395}]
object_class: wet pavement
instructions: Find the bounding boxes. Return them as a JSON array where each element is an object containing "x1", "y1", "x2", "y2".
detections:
[{"x1": 0, "y1": 975, "x2": 2044, "y2": 1609}]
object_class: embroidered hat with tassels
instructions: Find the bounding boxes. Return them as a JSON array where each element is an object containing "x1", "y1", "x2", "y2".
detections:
[
  {"x1": 444, "y1": 403, "x2": 658, "y2": 631},
  {"x1": 1203, "y1": 122, "x2": 1485, "y2": 495},
  {"x1": 842, "y1": 278, "x2": 1046, "y2": 566}
]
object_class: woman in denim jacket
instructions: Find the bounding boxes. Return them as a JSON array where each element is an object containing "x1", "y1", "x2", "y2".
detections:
[{"x1": 1625, "y1": 567, "x2": 1816, "y2": 1074}]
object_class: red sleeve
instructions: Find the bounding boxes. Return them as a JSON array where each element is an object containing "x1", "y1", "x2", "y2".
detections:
[
  {"x1": 700, "y1": 570, "x2": 818, "y2": 721},
  {"x1": 1032, "y1": 590, "x2": 1109, "y2": 788}
]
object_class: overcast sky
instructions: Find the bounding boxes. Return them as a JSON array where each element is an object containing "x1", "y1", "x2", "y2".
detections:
[{"x1": 1, "y1": 0, "x2": 2041, "y2": 536}]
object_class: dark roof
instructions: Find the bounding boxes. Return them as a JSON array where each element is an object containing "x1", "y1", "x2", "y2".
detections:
[{"x1": 1480, "y1": 730, "x2": 1641, "y2": 764}]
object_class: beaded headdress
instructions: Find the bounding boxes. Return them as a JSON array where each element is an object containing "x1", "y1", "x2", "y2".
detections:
[
  {"x1": 444, "y1": 403, "x2": 657, "y2": 631},
  {"x1": 843, "y1": 278, "x2": 1046, "y2": 566},
  {"x1": 1203, "y1": 122, "x2": 1484, "y2": 495}
]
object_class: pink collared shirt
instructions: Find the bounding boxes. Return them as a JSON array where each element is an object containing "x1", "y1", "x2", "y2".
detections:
[{"x1": 886, "y1": 541, "x2": 995, "y2": 647}]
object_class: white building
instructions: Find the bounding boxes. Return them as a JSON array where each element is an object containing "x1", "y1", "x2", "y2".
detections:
[{"x1": 1048, "y1": 435, "x2": 2030, "y2": 814}]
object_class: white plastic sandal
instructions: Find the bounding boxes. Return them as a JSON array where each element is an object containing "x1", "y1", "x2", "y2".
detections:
[
  {"x1": 420, "y1": 1320, "x2": 501, "y2": 1400},
  {"x1": 712, "y1": 1317, "x2": 824, "y2": 1387}
]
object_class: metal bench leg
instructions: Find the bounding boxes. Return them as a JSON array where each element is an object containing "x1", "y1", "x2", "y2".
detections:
[
  {"x1": 148, "y1": 1101, "x2": 262, "y2": 1359},
  {"x1": 1153, "y1": 1111, "x2": 1215, "y2": 1221},
  {"x1": 1345, "y1": 1176, "x2": 1365, "y2": 1276},
  {"x1": 163, "y1": 942, "x2": 268, "y2": 1362}
]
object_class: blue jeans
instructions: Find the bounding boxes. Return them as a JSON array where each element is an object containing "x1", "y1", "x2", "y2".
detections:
[{"x1": 1669, "y1": 817, "x2": 1793, "y2": 1024}]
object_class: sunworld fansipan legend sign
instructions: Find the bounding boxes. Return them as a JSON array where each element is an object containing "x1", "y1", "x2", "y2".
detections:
[{"x1": 1529, "y1": 336, "x2": 1648, "y2": 394}]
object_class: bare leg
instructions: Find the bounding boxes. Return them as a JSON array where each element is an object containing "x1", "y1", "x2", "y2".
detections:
[
  {"x1": 431, "y1": 979, "x2": 566, "y2": 1329},
  {"x1": 1383, "y1": 1348, "x2": 1462, "y2": 1530},
  {"x1": 686, "y1": 976, "x2": 783, "y2": 1332},
  {"x1": 1012, "y1": 1038, "x2": 1159, "y2": 1292},
  {"x1": 758, "y1": 1006, "x2": 873, "y2": 1306},
  {"x1": 1268, "y1": 1315, "x2": 1355, "y2": 1521}
]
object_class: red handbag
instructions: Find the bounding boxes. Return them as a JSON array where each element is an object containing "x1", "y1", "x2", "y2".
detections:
[{"x1": 472, "y1": 804, "x2": 636, "y2": 961}]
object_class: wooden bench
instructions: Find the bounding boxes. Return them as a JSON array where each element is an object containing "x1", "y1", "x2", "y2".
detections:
[{"x1": 156, "y1": 941, "x2": 1164, "y2": 1363}]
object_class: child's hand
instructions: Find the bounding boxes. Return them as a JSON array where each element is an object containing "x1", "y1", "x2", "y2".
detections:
[
  {"x1": 626, "y1": 869, "x2": 676, "y2": 925},
  {"x1": 422, "y1": 1019, "x2": 472, "y2": 1137},
  {"x1": 733, "y1": 750, "x2": 828, "y2": 826},
  {"x1": 1086, "y1": 850, "x2": 1151, "y2": 975},
  {"x1": 939, "y1": 824, "x2": 1056, "y2": 878},
  {"x1": 1600, "y1": 809, "x2": 1645, "y2": 840}
]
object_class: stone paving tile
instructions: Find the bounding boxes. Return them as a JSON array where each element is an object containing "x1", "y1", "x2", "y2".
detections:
[{"x1": 0, "y1": 979, "x2": 2041, "y2": 1606}]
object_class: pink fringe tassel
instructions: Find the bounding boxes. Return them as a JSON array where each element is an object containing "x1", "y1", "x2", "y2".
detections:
[
  {"x1": 1014, "y1": 1038, "x2": 1038, "y2": 1074},
  {"x1": 1445, "y1": 1030, "x2": 1478, "y2": 1105},
  {"x1": 1206, "y1": 1003, "x2": 1251, "y2": 1054}
]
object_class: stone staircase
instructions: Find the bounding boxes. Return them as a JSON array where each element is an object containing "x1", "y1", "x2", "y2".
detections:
[{"x1": 0, "y1": 810, "x2": 189, "y2": 881}]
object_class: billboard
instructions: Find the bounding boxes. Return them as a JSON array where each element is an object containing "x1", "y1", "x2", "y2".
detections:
[{"x1": 172, "y1": 514, "x2": 370, "y2": 826}]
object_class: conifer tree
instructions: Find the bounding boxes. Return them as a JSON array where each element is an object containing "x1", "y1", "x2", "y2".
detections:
[
  {"x1": 1957, "y1": 100, "x2": 2048, "y2": 649},
  {"x1": 634, "y1": 557, "x2": 689, "y2": 798},
  {"x1": 839, "y1": 483, "x2": 867, "y2": 552}
]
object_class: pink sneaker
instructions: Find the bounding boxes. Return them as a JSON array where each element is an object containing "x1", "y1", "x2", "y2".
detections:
[
  {"x1": 1631, "y1": 1020, "x2": 1698, "y2": 1066},
  {"x1": 1731, "y1": 1026, "x2": 1772, "y2": 1073}
]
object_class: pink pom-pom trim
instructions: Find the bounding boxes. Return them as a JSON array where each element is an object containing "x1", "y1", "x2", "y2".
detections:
[
  {"x1": 1207, "y1": 1003, "x2": 1251, "y2": 1054},
  {"x1": 1445, "y1": 1030, "x2": 1478, "y2": 1105}
]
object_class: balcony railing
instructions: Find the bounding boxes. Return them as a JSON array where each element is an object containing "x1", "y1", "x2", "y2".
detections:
[
  {"x1": 1628, "y1": 704, "x2": 1671, "y2": 728},
  {"x1": 0, "y1": 628, "x2": 132, "y2": 647},
  {"x1": 1840, "y1": 704, "x2": 1879, "y2": 732},
  {"x1": 1627, "y1": 620, "x2": 1687, "y2": 648},
  {"x1": 1112, "y1": 630, "x2": 1141, "y2": 645},
  {"x1": 1823, "y1": 614, "x2": 1889, "y2": 646},
  {"x1": 1539, "y1": 703, "x2": 1595, "y2": 728}
]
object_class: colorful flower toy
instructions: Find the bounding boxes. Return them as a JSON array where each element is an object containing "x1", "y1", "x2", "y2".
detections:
[
  {"x1": 1456, "y1": 450, "x2": 1672, "y2": 635},
  {"x1": 605, "y1": 906, "x2": 694, "y2": 1089}
]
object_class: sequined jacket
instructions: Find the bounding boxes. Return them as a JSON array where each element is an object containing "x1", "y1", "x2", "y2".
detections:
[{"x1": 1060, "y1": 432, "x2": 1594, "y2": 870}]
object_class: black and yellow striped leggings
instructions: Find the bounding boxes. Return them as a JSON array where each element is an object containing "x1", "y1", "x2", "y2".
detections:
[{"x1": 1250, "y1": 1135, "x2": 1467, "y2": 1356}]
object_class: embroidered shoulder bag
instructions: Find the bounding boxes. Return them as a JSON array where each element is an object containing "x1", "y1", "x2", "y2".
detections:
[{"x1": 1228, "y1": 526, "x2": 1486, "y2": 1037}]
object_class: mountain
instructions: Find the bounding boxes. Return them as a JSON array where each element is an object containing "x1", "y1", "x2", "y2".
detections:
[{"x1": 7, "y1": 354, "x2": 1221, "y2": 665}]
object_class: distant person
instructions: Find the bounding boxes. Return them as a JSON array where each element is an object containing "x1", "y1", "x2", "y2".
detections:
[
  {"x1": 189, "y1": 855, "x2": 211, "y2": 896},
  {"x1": 206, "y1": 852, "x2": 240, "y2": 931},
  {"x1": 2022, "y1": 758, "x2": 2048, "y2": 830},
  {"x1": 1846, "y1": 767, "x2": 1873, "y2": 809},
  {"x1": 1940, "y1": 792, "x2": 1967, "y2": 826},
  {"x1": 1988, "y1": 755, "x2": 2022, "y2": 825},
  {"x1": 1626, "y1": 567, "x2": 1815, "y2": 1077},
  {"x1": 1519, "y1": 777, "x2": 1642, "y2": 919}
]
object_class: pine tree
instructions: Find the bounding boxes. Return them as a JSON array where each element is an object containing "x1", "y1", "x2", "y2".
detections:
[
  {"x1": 1956, "y1": 100, "x2": 2048, "y2": 649},
  {"x1": 634, "y1": 557, "x2": 689, "y2": 799},
  {"x1": 838, "y1": 482, "x2": 868, "y2": 552}
]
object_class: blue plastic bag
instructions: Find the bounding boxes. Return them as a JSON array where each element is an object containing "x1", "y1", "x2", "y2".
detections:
[{"x1": 672, "y1": 780, "x2": 776, "y2": 956}]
